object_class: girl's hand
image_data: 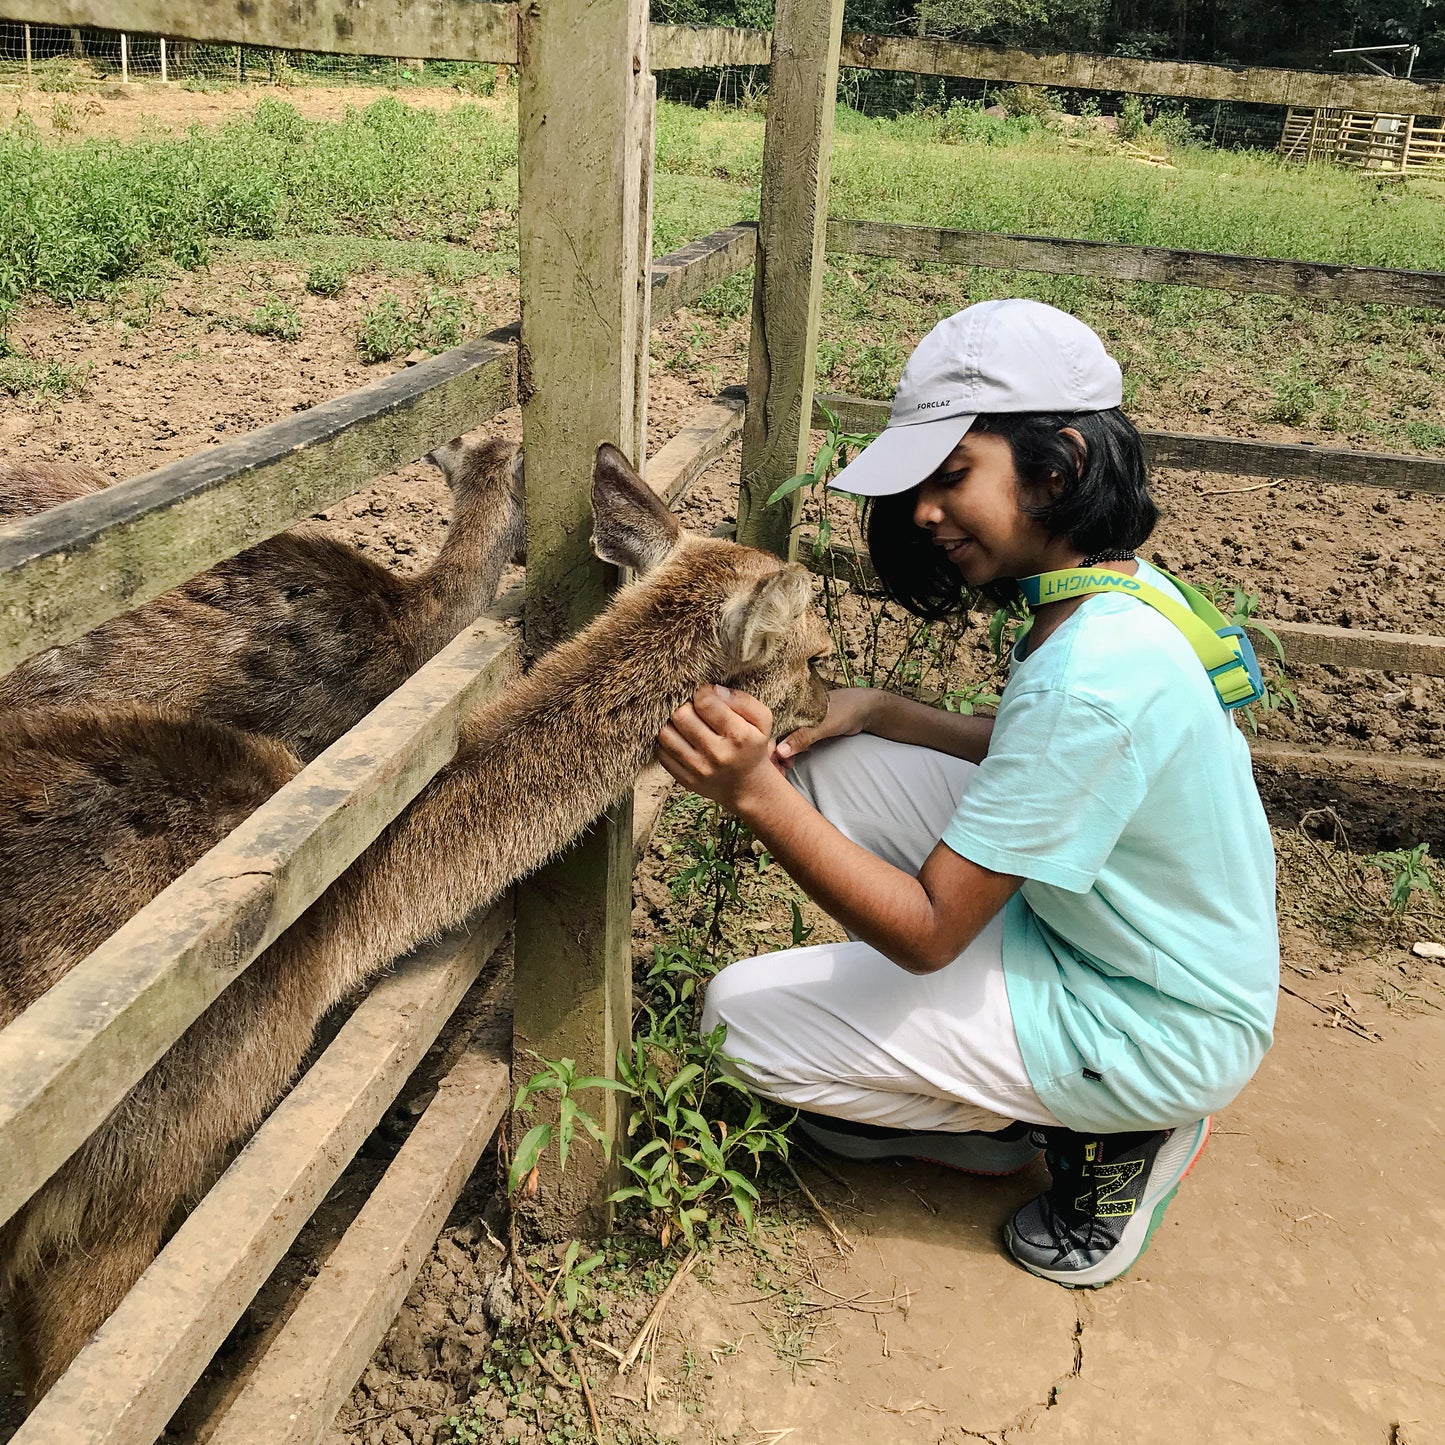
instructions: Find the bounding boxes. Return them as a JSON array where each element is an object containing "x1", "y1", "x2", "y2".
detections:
[
  {"x1": 775, "y1": 687, "x2": 880, "y2": 764},
  {"x1": 656, "y1": 685, "x2": 784, "y2": 816}
]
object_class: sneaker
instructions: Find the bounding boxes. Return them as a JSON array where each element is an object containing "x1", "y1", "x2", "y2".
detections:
[
  {"x1": 794, "y1": 1110, "x2": 1042, "y2": 1177},
  {"x1": 1004, "y1": 1117, "x2": 1211, "y2": 1288}
]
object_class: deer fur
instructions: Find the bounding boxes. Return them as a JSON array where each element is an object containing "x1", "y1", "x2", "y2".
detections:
[
  {"x1": 0, "y1": 443, "x2": 831, "y2": 1403},
  {"x1": 0, "y1": 439, "x2": 526, "y2": 759}
]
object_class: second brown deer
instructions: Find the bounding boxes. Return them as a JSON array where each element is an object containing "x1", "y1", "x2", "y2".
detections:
[
  {"x1": 0, "y1": 438, "x2": 525, "y2": 759},
  {"x1": 0, "y1": 443, "x2": 832, "y2": 1405}
]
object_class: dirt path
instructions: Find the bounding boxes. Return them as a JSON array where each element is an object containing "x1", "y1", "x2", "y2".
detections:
[{"x1": 631, "y1": 988, "x2": 1445, "y2": 1445}]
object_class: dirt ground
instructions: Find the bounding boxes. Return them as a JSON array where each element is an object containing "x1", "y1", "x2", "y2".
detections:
[{"x1": 3, "y1": 82, "x2": 1445, "y2": 1445}]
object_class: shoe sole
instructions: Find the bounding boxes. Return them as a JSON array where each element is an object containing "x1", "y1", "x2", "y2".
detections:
[
  {"x1": 1004, "y1": 1116, "x2": 1212, "y2": 1288},
  {"x1": 797, "y1": 1119, "x2": 1042, "y2": 1177}
]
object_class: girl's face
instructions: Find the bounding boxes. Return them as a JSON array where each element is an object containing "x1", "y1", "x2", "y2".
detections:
[{"x1": 913, "y1": 430, "x2": 1071, "y2": 588}]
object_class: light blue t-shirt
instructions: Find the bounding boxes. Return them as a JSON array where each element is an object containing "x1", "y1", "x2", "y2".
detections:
[{"x1": 942, "y1": 561, "x2": 1279, "y2": 1132}]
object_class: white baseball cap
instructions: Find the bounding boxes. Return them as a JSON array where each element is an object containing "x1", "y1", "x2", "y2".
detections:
[{"x1": 829, "y1": 299, "x2": 1123, "y2": 498}]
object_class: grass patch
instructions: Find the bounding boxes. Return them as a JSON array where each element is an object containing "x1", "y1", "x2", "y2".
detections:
[
  {"x1": 356, "y1": 287, "x2": 481, "y2": 362},
  {"x1": 0, "y1": 354, "x2": 93, "y2": 400}
]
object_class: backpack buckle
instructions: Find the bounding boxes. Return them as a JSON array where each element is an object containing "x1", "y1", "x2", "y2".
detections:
[{"x1": 1207, "y1": 626, "x2": 1266, "y2": 711}]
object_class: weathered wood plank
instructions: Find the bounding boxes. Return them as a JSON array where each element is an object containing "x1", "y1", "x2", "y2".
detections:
[
  {"x1": 0, "y1": 604, "x2": 520, "y2": 1231},
  {"x1": 826, "y1": 217, "x2": 1445, "y2": 310},
  {"x1": 837, "y1": 32, "x2": 1445, "y2": 112},
  {"x1": 513, "y1": 0, "x2": 651, "y2": 1230},
  {"x1": 797, "y1": 542, "x2": 1445, "y2": 678},
  {"x1": 0, "y1": 331, "x2": 517, "y2": 679},
  {"x1": 812, "y1": 394, "x2": 1445, "y2": 495},
  {"x1": 737, "y1": 0, "x2": 846, "y2": 558},
  {"x1": 1251, "y1": 740, "x2": 1445, "y2": 792},
  {"x1": 1265, "y1": 621, "x2": 1445, "y2": 678},
  {"x1": 646, "y1": 389, "x2": 747, "y2": 506},
  {"x1": 9, "y1": 911, "x2": 509, "y2": 1445},
  {"x1": 651, "y1": 22, "x2": 771, "y2": 68},
  {"x1": 205, "y1": 1017, "x2": 511, "y2": 1445},
  {"x1": 0, "y1": 0, "x2": 519, "y2": 64},
  {"x1": 651, "y1": 223, "x2": 758, "y2": 320}
]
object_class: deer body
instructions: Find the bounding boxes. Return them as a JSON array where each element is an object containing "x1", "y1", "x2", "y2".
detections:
[
  {"x1": 0, "y1": 445, "x2": 831, "y2": 1402},
  {"x1": 0, "y1": 441, "x2": 525, "y2": 760}
]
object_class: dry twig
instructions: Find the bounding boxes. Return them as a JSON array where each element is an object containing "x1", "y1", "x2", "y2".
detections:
[
  {"x1": 783, "y1": 1158, "x2": 854, "y2": 1255},
  {"x1": 618, "y1": 1248, "x2": 701, "y2": 1374}
]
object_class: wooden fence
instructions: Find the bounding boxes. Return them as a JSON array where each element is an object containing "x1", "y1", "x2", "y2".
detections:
[
  {"x1": 0, "y1": 0, "x2": 760, "y2": 1426},
  {"x1": 5, "y1": 1, "x2": 1445, "y2": 111},
  {"x1": 2, "y1": 1, "x2": 1445, "y2": 1439},
  {"x1": 1281, "y1": 106, "x2": 1445, "y2": 174}
]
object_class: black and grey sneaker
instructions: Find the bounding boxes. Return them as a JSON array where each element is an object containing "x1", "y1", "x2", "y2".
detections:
[
  {"x1": 795, "y1": 1110, "x2": 1042, "y2": 1177},
  {"x1": 1004, "y1": 1117, "x2": 1211, "y2": 1288}
]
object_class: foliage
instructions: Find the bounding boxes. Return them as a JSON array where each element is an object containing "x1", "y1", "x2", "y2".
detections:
[
  {"x1": 242, "y1": 296, "x2": 302, "y2": 340},
  {"x1": 508, "y1": 1056, "x2": 629, "y2": 1197},
  {"x1": 304, "y1": 257, "x2": 349, "y2": 296},
  {"x1": 356, "y1": 287, "x2": 479, "y2": 362},
  {"x1": 1361, "y1": 843, "x2": 1440, "y2": 919},
  {"x1": 0, "y1": 354, "x2": 92, "y2": 400}
]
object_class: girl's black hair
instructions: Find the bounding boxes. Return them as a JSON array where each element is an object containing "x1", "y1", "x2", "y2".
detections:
[{"x1": 863, "y1": 407, "x2": 1158, "y2": 619}]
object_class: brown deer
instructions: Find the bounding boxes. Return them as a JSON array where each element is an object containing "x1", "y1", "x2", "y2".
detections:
[
  {"x1": 0, "y1": 439, "x2": 526, "y2": 760},
  {"x1": 0, "y1": 443, "x2": 832, "y2": 1403}
]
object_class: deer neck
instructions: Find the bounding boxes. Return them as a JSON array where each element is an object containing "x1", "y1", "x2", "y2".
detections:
[
  {"x1": 398, "y1": 485, "x2": 517, "y2": 659},
  {"x1": 288, "y1": 568, "x2": 726, "y2": 1004}
]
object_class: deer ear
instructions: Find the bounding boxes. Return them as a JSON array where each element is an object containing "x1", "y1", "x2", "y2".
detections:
[
  {"x1": 509, "y1": 447, "x2": 525, "y2": 496},
  {"x1": 425, "y1": 437, "x2": 465, "y2": 482},
  {"x1": 591, "y1": 443, "x2": 680, "y2": 573},
  {"x1": 719, "y1": 565, "x2": 815, "y2": 672}
]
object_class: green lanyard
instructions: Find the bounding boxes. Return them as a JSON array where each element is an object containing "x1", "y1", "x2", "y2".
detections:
[{"x1": 1015, "y1": 564, "x2": 1265, "y2": 712}]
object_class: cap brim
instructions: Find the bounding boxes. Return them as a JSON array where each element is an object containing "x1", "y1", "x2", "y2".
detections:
[{"x1": 828, "y1": 414, "x2": 977, "y2": 497}]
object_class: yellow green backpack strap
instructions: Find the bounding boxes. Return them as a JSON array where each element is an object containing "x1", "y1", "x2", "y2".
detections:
[{"x1": 1016, "y1": 565, "x2": 1265, "y2": 712}]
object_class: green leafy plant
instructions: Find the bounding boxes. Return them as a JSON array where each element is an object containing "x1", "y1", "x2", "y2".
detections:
[
  {"x1": 611, "y1": 1025, "x2": 788, "y2": 1243},
  {"x1": 304, "y1": 258, "x2": 349, "y2": 296},
  {"x1": 0, "y1": 356, "x2": 93, "y2": 401},
  {"x1": 508, "y1": 1055, "x2": 628, "y2": 1197},
  {"x1": 356, "y1": 292, "x2": 413, "y2": 362},
  {"x1": 243, "y1": 296, "x2": 302, "y2": 340},
  {"x1": 1361, "y1": 843, "x2": 1440, "y2": 919}
]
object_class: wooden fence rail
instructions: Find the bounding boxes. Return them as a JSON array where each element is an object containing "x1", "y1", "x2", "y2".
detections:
[
  {"x1": 826, "y1": 218, "x2": 1445, "y2": 310},
  {"x1": 7, "y1": 911, "x2": 509, "y2": 1445},
  {"x1": 798, "y1": 536, "x2": 1445, "y2": 680},
  {"x1": 0, "y1": 607, "x2": 519, "y2": 1230},
  {"x1": 5, "y1": 5, "x2": 1442, "y2": 112},
  {"x1": 814, "y1": 394, "x2": 1445, "y2": 496}
]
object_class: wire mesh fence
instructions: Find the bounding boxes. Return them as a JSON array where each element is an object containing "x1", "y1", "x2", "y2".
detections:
[{"x1": 0, "y1": 20, "x2": 501, "y2": 90}]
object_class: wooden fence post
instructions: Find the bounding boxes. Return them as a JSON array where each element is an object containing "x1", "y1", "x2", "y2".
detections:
[
  {"x1": 23, "y1": 23, "x2": 32, "y2": 86},
  {"x1": 736, "y1": 0, "x2": 846, "y2": 557},
  {"x1": 514, "y1": 0, "x2": 653, "y2": 1231},
  {"x1": 160, "y1": 36, "x2": 167, "y2": 83},
  {"x1": 120, "y1": 31, "x2": 129, "y2": 84}
]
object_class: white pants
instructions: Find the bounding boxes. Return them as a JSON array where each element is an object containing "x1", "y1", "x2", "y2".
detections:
[{"x1": 700, "y1": 734, "x2": 1063, "y2": 1132}]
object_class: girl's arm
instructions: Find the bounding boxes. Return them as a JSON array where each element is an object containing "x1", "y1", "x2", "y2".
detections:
[
  {"x1": 778, "y1": 687, "x2": 994, "y2": 766},
  {"x1": 659, "y1": 687, "x2": 1020, "y2": 974}
]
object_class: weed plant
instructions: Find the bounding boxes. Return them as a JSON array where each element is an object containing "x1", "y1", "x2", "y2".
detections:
[
  {"x1": 242, "y1": 296, "x2": 302, "y2": 340},
  {"x1": 356, "y1": 287, "x2": 480, "y2": 362}
]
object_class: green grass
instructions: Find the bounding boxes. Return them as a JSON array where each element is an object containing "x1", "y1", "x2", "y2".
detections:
[{"x1": 3, "y1": 93, "x2": 1443, "y2": 452}]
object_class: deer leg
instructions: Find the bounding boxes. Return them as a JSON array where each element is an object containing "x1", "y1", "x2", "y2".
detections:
[{"x1": 11, "y1": 1214, "x2": 167, "y2": 1406}]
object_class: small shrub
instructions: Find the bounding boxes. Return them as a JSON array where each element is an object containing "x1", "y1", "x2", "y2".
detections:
[
  {"x1": 49, "y1": 100, "x2": 78, "y2": 134},
  {"x1": 1118, "y1": 93, "x2": 1147, "y2": 141},
  {"x1": 1265, "y1": 367, "x2": 1321, "y2": 426},
  {"x1": 356, "y1": 293, "x2": 412, "y2": 363},
  {"x1": 304, "y1": 259, "x2": 349, "y2": 297},
  {"x1": 355, "y1": 288, "x2": 478, "y2": 363},
  {"x1": 243, "y1": 297, "x2": 302, "y2": 341},
  {"x1": 997, "y1": 84, "x2": 1059, "y2": 122},
  {"x1": 1148, "y1": 104, "x2": 1203, "y2": 150}
]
